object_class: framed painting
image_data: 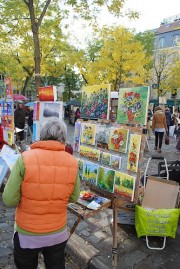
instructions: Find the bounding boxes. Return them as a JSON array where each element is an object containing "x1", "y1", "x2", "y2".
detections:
[
  {"x1": 81, "y1": 123, "x2": 96, "y2": 145},
  {"x1": 97, "y1": 166, "x2": 115, "y2": 193},
  {"x1": 101, "y1": 152, "x2": 111, "y2": 166},
  {"x1": 82, "y1": 161, "x2": 99, "y2": 185},
  {"x1": 108, "y1": 128, "x2": 129, "y2": 153},
  {"x1": 79, "y1": 145, "x2": 100, "y2": 162},
  {"x1": 76, "y1": 158, "x2": 84, "y2": 181},
  {"x1": 114, "y1": 172, "x2": 136, "y2": 202},
  {"x1": 110, "y1": 155, "x2": 121, "y2": 170},
  {"x1": 73, "y1": 122, "x2": 82, "y2": 152},
  {"x1": 81, "y1": 84, "x2": 111, "y2": 119},
  {"x1": 117, "y1": 86, "x2": 150, "y2": 125},
  {"x1": 96, "y1": 124, "x2": 110, "y2": 150},
  {"x1": 127, "y1": 134, "x2": 142, "y2": 173}
]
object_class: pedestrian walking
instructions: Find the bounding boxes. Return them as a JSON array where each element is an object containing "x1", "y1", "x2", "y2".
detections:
[
  {"x1": 152, "y1": 106, "x2": 167, "y2": 153},
  {"x1": 165, "y1": 107, "x2": 171, "y2": 136},
  {"x1": 3, "y1": 117, "x2": 80, "y2": 269},
  {"x1": 14, "y1": 101, "x2": 26, "y2": 141},
  {"x1": 75, "y1": 107, "x2": 81, "y2": 123}
]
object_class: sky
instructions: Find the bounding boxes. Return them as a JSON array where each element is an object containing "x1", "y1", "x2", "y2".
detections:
[
  {"x1": 113, "y1": 0, "x2": 180, "y2": 32},
  {"x1": 65, "y1": 0, "x2": 180, "y2": 47}
]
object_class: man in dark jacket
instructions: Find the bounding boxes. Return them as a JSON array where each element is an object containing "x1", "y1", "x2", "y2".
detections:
[
  {"x1": 14, "y1": 101, "x2": 26, "y2": 141},
  {"x1": 165, "y1": 107, "x2": 171, "y2": 136}
]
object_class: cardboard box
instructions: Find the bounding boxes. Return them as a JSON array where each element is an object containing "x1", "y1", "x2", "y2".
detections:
[{"x1": 142, "y1": 176, "x2": 179, "y2": 209}]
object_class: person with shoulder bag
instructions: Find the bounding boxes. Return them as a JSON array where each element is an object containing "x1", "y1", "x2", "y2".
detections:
[{"x1": 152, "y1": 106, "x2": 167, "y2": 153}]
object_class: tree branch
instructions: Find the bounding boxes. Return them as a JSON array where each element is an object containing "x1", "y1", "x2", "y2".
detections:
[{"x1": 37, "y1": 0, "x2": 51, "y2": 29}]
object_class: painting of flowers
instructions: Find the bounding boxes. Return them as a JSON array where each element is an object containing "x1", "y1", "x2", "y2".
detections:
[
  {"x1": 81, "y1": 123, "x2": 96, "y2": 145},
  {"x1": 117, "y1": 87, "x2": 150, "y2": 125},
  {"x1": 83, "y1": 161, "x2": 99, "y2": 185},
  {"x1": 79, "y1": 146, "x2": 100, "y2": 162},
  {"x1": 110, "y1": 155, "x2": 121, "y2": 170},
  {"x1": 81, "y1": 84, "x2": 111, "y2": 119},
  {"x1": 101, "y1": 152, "x2": 111, "y2": 166},
  {"x1": 76, "y1": 158, "x2": 84, "y2": 181},
  {"x1": 97, "y1": 166, "x2": 115, "y2": 193},
  {"x1": 73, "y1": 122, "x2": 82, "y2": 152},
  {"x1": 108, "y1": 128, "x2": 129, "y2": 153},
  {"x1": 114, "y1": 172, "x2": 136, "y2": 202},
  {"x1": 127, "y1": 134, "x2": 141, "y2": 173}
]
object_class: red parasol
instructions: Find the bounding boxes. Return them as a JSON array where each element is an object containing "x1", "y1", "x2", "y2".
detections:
[{"x1": 13, "y1": 94, "x2": 28, "y2": 101}]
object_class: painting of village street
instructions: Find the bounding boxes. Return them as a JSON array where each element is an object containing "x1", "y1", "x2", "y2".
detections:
[
  {"x1": 97, "y1": 166, "x2": 115, "y2": 193},
  {"x1": 82, "y1": 161, "x2": 99, "y2": 185},
  {"x1": 114, "y1": 172, "x2": 136, "y2": 202}
]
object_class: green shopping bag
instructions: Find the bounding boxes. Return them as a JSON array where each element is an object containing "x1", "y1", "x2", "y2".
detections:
[{"x1": 135, "y1": 205, "x2": 180, "y2": 238}]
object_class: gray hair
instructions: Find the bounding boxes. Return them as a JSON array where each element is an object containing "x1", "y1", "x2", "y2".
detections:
[{"x1": 40, "y1": 117, "x2": 67, "y2": 143}]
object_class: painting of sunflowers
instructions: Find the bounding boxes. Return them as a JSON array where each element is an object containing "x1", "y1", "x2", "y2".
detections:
[
  {"x1": 117, "y1": 86, "x2": 149, "y2": 125},
  {"x1": 108, "y1": 128, "x2": 129, "y2": 153},
  {"x1": 127, "y1": 134, "x2": 141, "y2": 173},
  {"x1": 97, "y1": 166, "x2": 115, "y2": 193},
  {"x1": 81, "y1": 84, "x2": 111, "y2": 119},
  {"x1": 114, "y1": 172, "x2": 136, "y2": 202},
  {"x1": 81, "y1": 123, "x2": 96, "y2": 145}
]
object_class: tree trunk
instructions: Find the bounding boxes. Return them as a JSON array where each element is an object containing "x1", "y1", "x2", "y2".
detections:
[
  {"x1": 23, "y1": 0, "x2": 51, "y2": 96},
  {"x1": 22, "y1": 76, "x2": 30, "y2": 96}
]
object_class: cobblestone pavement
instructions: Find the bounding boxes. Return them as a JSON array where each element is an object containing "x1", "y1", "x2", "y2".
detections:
[{"x1": 0, "y1": 121, "x2": 179, "y2": 269}]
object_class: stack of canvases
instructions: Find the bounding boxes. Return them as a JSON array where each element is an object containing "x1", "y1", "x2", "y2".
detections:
[{"x1": 32, "y1": 86, "x2": 64, "y2": 141}]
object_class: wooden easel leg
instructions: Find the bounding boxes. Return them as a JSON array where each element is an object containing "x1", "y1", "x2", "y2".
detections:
[
  {"x1": 69, "y1": 215, "x2": 82, "y2": 238},
  {"x1": 112, "y1": 199, "x2": 118, "y2": 269}
]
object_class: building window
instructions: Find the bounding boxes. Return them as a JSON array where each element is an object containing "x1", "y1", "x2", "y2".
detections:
[
  {"x1": 159, "y1": 37, "x2": 165, "y2": 47},
  {"x1": 173, "y1": 34, "x2": 179, "y2": 45}
]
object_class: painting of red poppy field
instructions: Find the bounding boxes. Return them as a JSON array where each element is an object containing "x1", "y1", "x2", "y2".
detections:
[{"x1": 114, "y1": 172, "x2": 136, "y2": 202}]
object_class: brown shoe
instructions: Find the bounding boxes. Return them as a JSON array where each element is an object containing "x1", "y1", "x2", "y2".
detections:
[
  {"x1": 154, "y1": 147, "x2": 157, "y2": 150},
  {"x1": 158, "y1": 149, "x2": 161, "y2": 153}
]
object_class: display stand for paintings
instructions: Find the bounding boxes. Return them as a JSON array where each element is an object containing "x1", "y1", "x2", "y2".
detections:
[
  {"x1": 111, "y1": 125, "x2": 147, "y2": 268},
  {"x1": 68, "y1": 119, "x2": 147, "y2": 268}
]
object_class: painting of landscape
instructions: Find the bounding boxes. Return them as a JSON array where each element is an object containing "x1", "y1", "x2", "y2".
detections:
[
  {"x1": 97, "y1": 166, "x2": 115, "y2": 193},
  {"x1": 114, "y1": 172, "x2": 136, "y2": 202},
  {"x1": 81, "y1": 123, "x2": 96, "y2": 145},
  {"x1": 108, "y1": 128, "x2": 129, "y2": 153},
  {"x1": 82, "y1": 161, "x2": 99, "y2": 185},
  {"x1": 127, "y1": 134, "x2": 141, "y2": 173},
  {"x1": 117, "y1": 86, "x2": 150, "y2": 125},
  {"x1": 110, "y1": 155, "x2": 121, "y2": 170},
  {"x1": 101, "y1": 152, "x2": 111, "y2": 166},
  {"x1": 79, "y1": 145, "x2": 100, "y2": 161}
]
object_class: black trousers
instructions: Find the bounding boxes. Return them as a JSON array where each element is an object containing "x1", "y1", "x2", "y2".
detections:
[
  {"x1": 155, "y1": 131, "x2": 164, "y2": 149},
  {"x1": 13, "y1": 232, "x2": 67, "y2": 269}
]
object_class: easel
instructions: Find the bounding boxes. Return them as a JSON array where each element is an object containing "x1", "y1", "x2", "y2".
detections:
[
  {"x1": 68, "y1": 183, "x2": 114, "y2": 238},
  {"x1": 68, "y1": 120, "x2": 147, "y2": 268}
]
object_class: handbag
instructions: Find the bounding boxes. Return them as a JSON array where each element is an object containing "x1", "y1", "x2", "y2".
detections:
[{"x1": 165, "y1": 134, "x2": 170, "y2": 145}]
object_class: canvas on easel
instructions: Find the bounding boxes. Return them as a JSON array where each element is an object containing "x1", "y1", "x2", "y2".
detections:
[
  {"x1": 117, "y1": 86, "x2": 149, "y2": 125},
  {"x1": 81, "y1": 84, "x2": 111, "y2": 119}
]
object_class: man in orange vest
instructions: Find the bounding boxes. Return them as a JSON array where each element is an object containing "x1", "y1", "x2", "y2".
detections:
[{"x1": 3, "y1": 117, "x2": 80, "y2": 269}]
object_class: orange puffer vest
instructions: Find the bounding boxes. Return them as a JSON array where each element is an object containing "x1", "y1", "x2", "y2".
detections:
[{"x1": 15, "y1": 140, "x2": 78, "y2": 233}]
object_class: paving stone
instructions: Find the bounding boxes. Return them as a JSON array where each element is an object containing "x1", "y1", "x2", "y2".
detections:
[{"x1": 119, "y1": 250, "x2": 148, "y2": 267}]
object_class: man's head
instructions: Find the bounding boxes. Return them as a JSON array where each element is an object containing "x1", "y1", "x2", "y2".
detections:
[
  {"x1": 17, "y1": 101, "x2": 23, "y2": 108},
  {"x1": 40, "y1": 117, "x2": 67, "y2": 143}
]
